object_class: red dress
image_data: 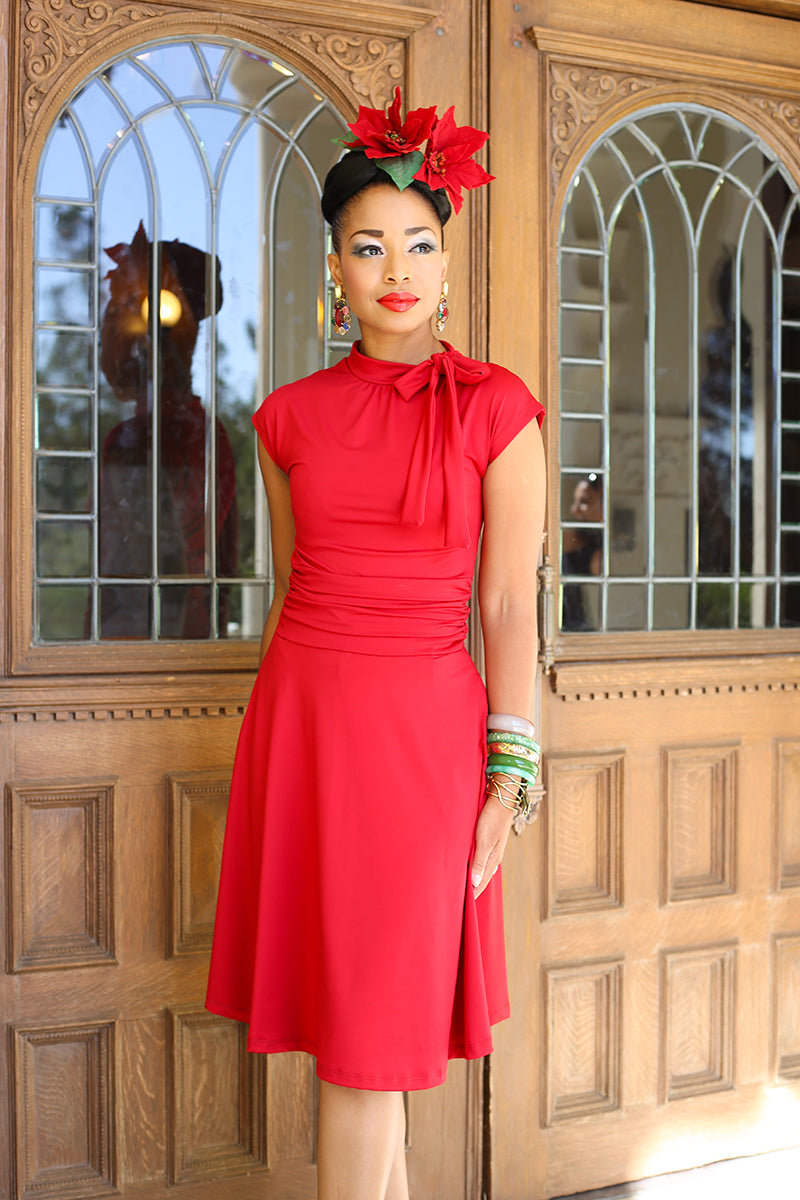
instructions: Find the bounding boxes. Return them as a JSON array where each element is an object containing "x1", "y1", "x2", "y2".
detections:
[{"x1": 206, "y1": 341, "x2": 544, "y2": 1090}]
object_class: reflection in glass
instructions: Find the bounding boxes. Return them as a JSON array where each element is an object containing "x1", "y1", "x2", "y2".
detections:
[
  {"x1": 32, "y1": 39, "x2": 348, "y2": 642},
  {"x1": 558, "y1": 105, "x2": 800, "y2": 633}
]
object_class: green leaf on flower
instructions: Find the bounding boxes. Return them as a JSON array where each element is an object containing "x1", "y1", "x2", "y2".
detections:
[{"x1": 374, "y1": 151, "x2": 424, "y2": 190}]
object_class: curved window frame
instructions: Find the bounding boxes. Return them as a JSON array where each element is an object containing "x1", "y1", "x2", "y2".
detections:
[
  {"x1": 14, "y1": 32, "x2": 351, "y2": 676},
  {"x1": 553, "y1": 101, "x2": 800, "y2": 663}
]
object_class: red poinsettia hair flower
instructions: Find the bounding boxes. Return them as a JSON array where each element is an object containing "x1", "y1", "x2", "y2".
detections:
[
  {"x1": 414, "y1": 106, "x2": 494, "y2": 213},
  {"x1": 343, "y1": 86, "x2": 437, "y2": 160}
]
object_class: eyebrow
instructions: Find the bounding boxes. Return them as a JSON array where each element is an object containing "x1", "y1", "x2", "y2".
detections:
[{"x1": 349, "y1": 226, "x2": 436, "y2": 240}]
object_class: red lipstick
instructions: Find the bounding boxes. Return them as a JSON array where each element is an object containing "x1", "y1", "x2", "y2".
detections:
[{"x1": 378, "y1": 292, "x2": 419, "y2": 311}]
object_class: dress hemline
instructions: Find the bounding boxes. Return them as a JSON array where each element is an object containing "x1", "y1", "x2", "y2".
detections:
[{"x1": 205, "y1": 999, "x2": 511, "y2": 1092}]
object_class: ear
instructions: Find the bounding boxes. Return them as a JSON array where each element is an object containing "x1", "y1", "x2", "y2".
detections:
[
  {"x1": 441, "y1": 247, "x2": 450, "y2": 283},
  {"x1": 327, "y1": 252, "x2": 343, "y2": 288}
]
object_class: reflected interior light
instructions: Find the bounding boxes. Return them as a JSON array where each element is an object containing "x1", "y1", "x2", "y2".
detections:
[
  {"x1": 268, "y1": 59, "x2": 294, "y2": 77},
  {"x1": 317, "y1": 297, "x2": 325, "y2": 333},
  {"x1": 141, "y1": 289, "x2": 183, "y2": 327}
]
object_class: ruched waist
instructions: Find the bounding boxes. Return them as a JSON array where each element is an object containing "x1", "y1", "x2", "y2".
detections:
[{"x1": 275, "y1": 567, "x2": 471, "y2": 656}]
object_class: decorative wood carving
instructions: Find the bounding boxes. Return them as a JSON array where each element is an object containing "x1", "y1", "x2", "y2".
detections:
[
  {"x1": 661, "y1": 943, "x2": 736, "y2": 1102},
  {"x1": 168, "y1": 770, "x2": 230, "y2": 956},
  {"x1": 773, "y1": 934, "x2": 800, "y2": 1080},
  {"x1": 10, "y1": 1018, "x2": 116, "y2": 1197},
  {"x1": 545, "y1": 753, "x2": 624, "y2": 918},
  {"x1": 543, "y1": 60, "x2": 658, "y2": 191},
  {"x1": 168, "y1": 1007, "x2": 266, "y2": 1183},
  {"x1": 552, "y1": 653, "x2": 800, "y2": 701},
  {"x1": 544, "y1": 959, "x2": 623, "y2": 1124},
  {"x1": 775, "y1": 741, "x2": 800, "y2": 889},
  {"x1": 273, "y1": 27, "x2": 402, "y2": 107},
  {"x1": 21, "y1": 0, "x2": 164, "y2": 134},
  {"x1": 5, "y1": 779, "x2": 116, "y2": 972},
  {"x1": 662, "y1": 745, "x2": 738, "y2": 905}
]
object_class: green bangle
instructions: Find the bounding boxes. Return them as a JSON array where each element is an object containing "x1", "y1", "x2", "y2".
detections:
[
  {"x1": 486, "y1": 730, "x2": 541, "y2": 754},
  {"x1": 487, "y1": 752, "x2": 539, "y2": 775},
  {"x1": 486, "y1": 763, "x2": 538, "y2": 783}
]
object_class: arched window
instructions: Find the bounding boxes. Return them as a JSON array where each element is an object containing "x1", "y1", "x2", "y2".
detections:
[
  {"x1": 33, "y1": 39, "x2": 348, "y2": 642},
  {"x1": 557, "y1": 106, "x2": 800, "y2": 634}
]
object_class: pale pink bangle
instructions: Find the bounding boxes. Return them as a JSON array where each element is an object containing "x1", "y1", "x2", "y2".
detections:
[{"x1": 486, "y1": 712, "x2": 535, "y2": 737}]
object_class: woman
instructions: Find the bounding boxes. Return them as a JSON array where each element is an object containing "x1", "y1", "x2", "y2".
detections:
[{"x1": 206, "y1": 89, "x2": 546, "y2": 1200}]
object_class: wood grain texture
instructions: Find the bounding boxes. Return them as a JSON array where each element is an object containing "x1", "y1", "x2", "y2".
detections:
[
  {"x1": 545, "y1": 752, "x2": 624, "y2": 917},
  {"x1": 168, "y1": 1007, "x2": 266, "y2": 1184},
  {"x1": 662, "y1": 745, "x2": 738, "y2": 904},
  {"x1": 660, "y1": 943, "x2": 737, "y2": 1102},
  {"x1": 775, "y1": 741, "x2": 800, "y2": 889},
  {"x1": 5, "y1": 779, "x2": 116, "y2": 972},
  {"x1": 544, "y1": 959, "x2": 623, "y2": 1124},
  {"x1": 168, "y1": 770, "x2": 230, "y2": 956},
  {"x1": 773, "y1": 934, "x2": 800, "y2": 1080},
  {"x1": 10, "y1": 1018, "x2": 116, "y2": 1199}
]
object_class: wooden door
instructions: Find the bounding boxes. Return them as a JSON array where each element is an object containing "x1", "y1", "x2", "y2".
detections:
[
  {"x1": 489, "y1": 1, "x2": 800, "y2": 1197},
  {"x1": 0, "y1": 2, "x2": 488, "y2": 1197}
]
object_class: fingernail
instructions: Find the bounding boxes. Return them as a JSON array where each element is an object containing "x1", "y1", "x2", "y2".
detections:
[{"x1": 472, "y1": 873, "x2": 482, "y2": 888}]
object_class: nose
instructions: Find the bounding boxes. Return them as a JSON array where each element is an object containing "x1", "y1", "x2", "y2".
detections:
[{"x1": 385, "y1": 250, "x2": 410, "y2": 283}]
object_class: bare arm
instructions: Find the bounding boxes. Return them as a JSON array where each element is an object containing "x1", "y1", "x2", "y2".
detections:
[
  {"x1": 257, "y1": 439, "x2": 295, "y2": 663},
  {"x1": 471, "y1": 418, "x2": 547, "y2": 896}
]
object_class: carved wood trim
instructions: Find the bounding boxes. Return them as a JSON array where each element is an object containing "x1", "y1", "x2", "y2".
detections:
[
  {"x1": 686, "y1": 0, "x2": 800, "y2": 17},
  {"x1": 167, "y1": 1006, "x2": 267, "y2": 1183},
  {"x1": 168, "y1": 770, "x2": 230, "y2": 957},
  {"x1": 10, "y1": 1017, "x2": 117, "y2": 1197},
  {"x1": 543, "y1": 957, "x2": 623, "y2": 1125},
  {"x1": 0, "y1": 675, "x2": 253, "y2": 721},
  {"x1": 5, "y1": 778, "x2": 117, "y2": 972},
  {"x1": 774, "y1": 740, "x2": 800, "y2": 891},
  {"x1": 551, "y1": 655, "x2": 800, "y2": 702},
  {"x1": 268, "y1": 26, "x2": 403, "y2": 107},
  {"x1": 661, "y1": 745, "x2": 738, "y2": 906},
  {"x1": 773, "y1": 933, "x2": 800, "y2": 1081},
  {"x1": 660, "y1": 942, "x2": 737, "y2": 1103},
  {"x1": 544, "y1": 752, "x2": 624, "y2": 919}
]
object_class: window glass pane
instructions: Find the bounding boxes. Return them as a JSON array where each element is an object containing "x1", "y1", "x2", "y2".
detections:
[
  {"x1": 37, "y1": 117, "x2": 92, "y2": 199},
  {"x1": 653, "y1": 583, "x2": 690, "y2": 630},
  {"x1": 33, "y1": 38, "x2": 347, "y2": 643},
  {"x1": 561, "y1": 418, "x2": 603, "y2": 471},
  {"x1": 36, "y1": 392, "x2": 92, "y2": 450},
  {"x1": 559, "y1": 105, "x2": 800, "y2": 632},
  {"x1": 780, "y1": 583, "x2": 800, "y2": 626},
  {"x1": 37, "y1": 584, "x2": 91, "y2": 640},
  {"x1": 100, "y1": 584, "x2": 151, "y2": 639},
  {"x1": 561, "y1": 308, "x2": 602, "y2": 361},
  {"x1": 37, "y1": 520, "x2": 92, "y2": 577},
  {"x1": 36, "y1": 330, "x2": 93, "y2": 389},
  {"x1": 37, "y1": 457, "x2": 92, "y2": 514},
  {"x1": 561, "y1": 363, "x2": 603, "y2": 414},
  {"x1": 37, "y1": 203, "x2": 94, "y2": 263},
  {"x1": 697, "y1": 581, "x2": 733, "y2": 628},
  {"x1": 37, "y1": 267, "x2": 93, "y2": 326},
  {"x1": 607, "y1": 583, "x2": 646, "y2": 631},
  {"x1": 561, "y1": 580, "x2": 601, "y2": 633}
]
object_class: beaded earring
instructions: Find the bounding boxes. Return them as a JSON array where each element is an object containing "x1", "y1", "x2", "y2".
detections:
[
  {"x1": 332, "y1": 285, "x2": 351, "y2": 335},
  {"x1": 435, "y1": 281, "x2": 449, "y2": 333}
]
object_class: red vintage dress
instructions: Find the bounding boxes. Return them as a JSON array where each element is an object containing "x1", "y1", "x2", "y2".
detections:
[{"x1": 206, "y1": 340, "x2": 544, "y2": 1090}]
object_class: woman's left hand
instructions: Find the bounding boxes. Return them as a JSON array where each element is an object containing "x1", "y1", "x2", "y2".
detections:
[{"x1": 471, "y1": 790, "x2": 515, "y2": 899}]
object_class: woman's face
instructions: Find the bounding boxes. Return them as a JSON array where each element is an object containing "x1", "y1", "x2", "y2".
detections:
[{"x1": 327, "y1": 183, "x2": 448, "y2": 351}]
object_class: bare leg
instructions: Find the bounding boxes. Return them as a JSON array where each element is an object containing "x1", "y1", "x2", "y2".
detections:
[
  {"x1": 317, "y1": 1081, "x2": 408, "y2": 1200},
  {"x1": 383, "y1": 1097, "x2": 409, "y2": 1200}
]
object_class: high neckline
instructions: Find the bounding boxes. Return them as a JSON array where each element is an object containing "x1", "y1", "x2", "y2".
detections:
[{"x1": 344, "y1": 339, "x2": 458, "y2": 384}]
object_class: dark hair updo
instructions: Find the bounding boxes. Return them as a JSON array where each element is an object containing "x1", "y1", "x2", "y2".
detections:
[{"x1": 322, "y1": 150, "x2": 452, "y2": 253}]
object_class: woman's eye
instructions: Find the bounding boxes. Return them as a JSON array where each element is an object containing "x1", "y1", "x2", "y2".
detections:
[
  {"x1": 410, "y1": 242, "x2": 436, "y2": 254},
  {"x1": 353, "y1": 244, "x2": 382, "y2": 257}
]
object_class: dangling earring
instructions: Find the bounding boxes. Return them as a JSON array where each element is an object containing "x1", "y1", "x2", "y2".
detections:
[
  {"x1": 332, "y1": 284, "x2": 351, "y2": 335},
  {"x1": 435, "y1": 281, "x2": 449, "y2": 333}
]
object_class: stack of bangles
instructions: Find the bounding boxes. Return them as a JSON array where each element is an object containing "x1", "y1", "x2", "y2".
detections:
[{"x1": 485, "y1": 712, "x2": 541, "y2": 822}]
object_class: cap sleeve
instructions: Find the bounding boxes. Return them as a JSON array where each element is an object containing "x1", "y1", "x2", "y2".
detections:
[
  {"x1": 487, "y1": 370, "x2": 545, "y2": 464},
  {"x1": 252, "y1": 391, "x2": 284, "y2": 471}
]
